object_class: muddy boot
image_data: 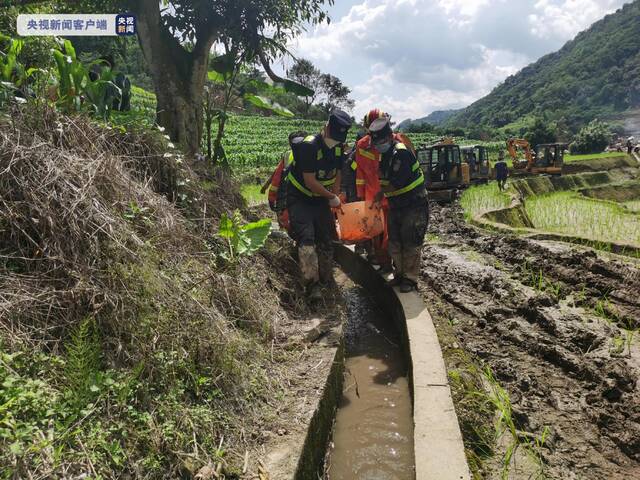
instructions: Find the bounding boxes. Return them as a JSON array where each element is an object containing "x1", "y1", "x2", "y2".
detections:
[
  {"x1": 403, "y1": 246, "x2": 422, "y2": 287},
  {"x1": 399, "y1": 278, "x2": 417, "y2": 293},
  {"x1": 317, "y1": 244, "x2": 335, "y2": 286},
  {"x1": 298, "y1": 245, "x2": 319, "y2": 288}
]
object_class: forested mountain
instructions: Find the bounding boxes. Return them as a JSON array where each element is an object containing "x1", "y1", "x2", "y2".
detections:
[
  {"x1": 446, "y1": 0, "x2": 640, "y2": 131},
  {"x1": 397, "y1": 109, "x2": 461, "y2": 130}
]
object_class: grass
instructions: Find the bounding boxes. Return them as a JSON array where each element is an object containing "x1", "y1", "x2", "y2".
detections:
[
  {"x1": 240, "y1": 183, "x2": 267, "y2": 205},
  {"x1": 460, "y1": 183, "x2": 512, "y2": 219},
  {"x1": 524, "y1": 191, "x2": 640, "y2": 246},
  {"x1": 564, "y1": 152, "x2": 629, "y2": 163},
  {"x1": 624, "y1": 200, "x2": 640, "y2": 213}
]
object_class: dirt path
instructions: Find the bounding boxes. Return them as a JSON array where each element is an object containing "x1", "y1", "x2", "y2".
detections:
[{"x1": 419, "y1": 202, "x2": 640, "y2": 479}]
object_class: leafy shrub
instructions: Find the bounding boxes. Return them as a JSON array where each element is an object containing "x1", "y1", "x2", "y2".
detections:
[
  {"x1": 569, "y1": 119, "x2": 611, "y2": 154},
  {"x1": 524, "y1": 117, "x2": 556, "y2": 146},
  {"x1": 217, "y1": 210, "x2": 272, "y2": 261}
]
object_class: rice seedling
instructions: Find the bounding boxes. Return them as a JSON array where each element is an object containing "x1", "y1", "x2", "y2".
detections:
[
  {"x1": 564, "y1": 152, "x2": 629, "y2": 163},
  {"x1": 482, "y1": 367, "x2": 550, "y2": 479},
  {"x1": 460, "y1": 183, "x2": 512, "y2": 219},
  {"x1": 624, "y1": 200, "x2": 640, "y2": 213},
  {"x1": 524, "y1": 191, "x2": 640, "y2": 247}
]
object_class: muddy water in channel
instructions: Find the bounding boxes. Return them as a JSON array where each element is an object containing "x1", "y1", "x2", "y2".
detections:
[{"x1": 326, "y1": 287, "x2": 414, "y2": 479}]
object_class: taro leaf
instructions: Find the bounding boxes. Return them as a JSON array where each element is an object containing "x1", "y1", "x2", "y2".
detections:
[
  {"x1": 244, "y1": 94, "x2": 293, "y2": 117},
  {"x1": 279, "y1": 79, "x2": 314, "y2": 97},
  {"x1": 217, "y1": 213, "x2": 236, "y2": 239},
  {"x1": 238, "y1": 218, "x2": 272, "y2": 256},
  {"x1": 208, "y1": 70, "x2": 225, "y2": 83}
]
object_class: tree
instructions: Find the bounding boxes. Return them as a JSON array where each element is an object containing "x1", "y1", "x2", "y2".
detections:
[
  {"x1": 569, "y1": 119, "x2": 611, "y2": 154},
  {"x1": 288, "y1": 58, "x2": 321, "y2": 117},
  {"x1": 524, "y1": 117, "x2": 556, "y2": 146},
  {"x1": 318, "y1": 73, "x2": 354, "y2": 114},
  {"x1": 126, "y1": 0, "x2": 330, "y2": 154}
]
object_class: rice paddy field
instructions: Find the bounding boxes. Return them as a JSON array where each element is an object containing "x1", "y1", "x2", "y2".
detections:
[
  {"x1": 523, "y1": 191, "x2": 640, "y2": 245},
  {"x1": 459, "y1": 183, "x2": 512, "y2": 219}
]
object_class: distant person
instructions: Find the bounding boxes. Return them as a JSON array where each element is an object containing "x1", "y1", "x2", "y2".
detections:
[
  {"x1": 628, "y1": 137, "x2": 634, "y2": 155},
  {"x1": 495, "y1": 151, "x2": 508, "y2": 191}
]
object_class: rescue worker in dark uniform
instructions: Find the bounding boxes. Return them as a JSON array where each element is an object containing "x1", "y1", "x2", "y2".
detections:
[
  {"x1": 369, "y1": 117, "x2": 428, "y2": 293},
  {"x1": 287, "y1": 110, "x2": 352, "y2": 301}
]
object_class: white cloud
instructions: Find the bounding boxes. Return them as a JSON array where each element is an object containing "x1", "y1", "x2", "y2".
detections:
[{"x1": 288, "y1": 0, "x2": 627, "y2": 122}]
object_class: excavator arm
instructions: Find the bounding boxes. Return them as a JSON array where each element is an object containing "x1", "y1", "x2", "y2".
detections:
[{"x1": 506, "y1": 138, "x2": 533, "y2": 169}]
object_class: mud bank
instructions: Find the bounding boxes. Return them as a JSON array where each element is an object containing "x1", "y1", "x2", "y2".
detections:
[{"x1": 421, "y1": 202, "x2": 640, "y2": 479}]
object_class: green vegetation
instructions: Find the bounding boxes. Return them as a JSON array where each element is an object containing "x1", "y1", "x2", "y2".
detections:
[
  {"x1": 217, "y1": 211, "x2": 272, "y2": 261},
  {"x1": 564, "y1": 152, "x2": 629, "y2": 162},
  {"x1": 569, "y1": 119, "x2": 611, "y2": 154},
  {"x1": 524, "y1": 191, "x2": 640, "y2": 246},
  {"x1": 240, "y1": 183, "x2": 267, "y2": 205},
  {"x1": 445, "y1": 1, "x2": 640, "y2": 132},
  {"x1": 460, "y1": 183, "x2": 512, "y2": 219},
  {"x1": 482, "y1": 367, "x2": 550, "y2": 479},
  {"x1": 624, "y1": 200, "x2": 640, "y2": 212}
]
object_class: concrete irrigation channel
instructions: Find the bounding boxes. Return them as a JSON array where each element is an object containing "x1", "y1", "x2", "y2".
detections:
[{"x1": 263, "y1": 241, "x2": 470, "y2": 479}]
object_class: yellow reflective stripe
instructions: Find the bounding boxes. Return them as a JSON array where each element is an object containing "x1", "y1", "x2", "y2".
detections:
[
  {"x1": 287, "y1": 172, "x2": 334, "y2": 196},
  {"x1": 384, "y1": 173, "x2": 424, "y2": 198},
  {"x1": 317, "y1": 150, "x2": 323, "y2": 160},
  {"x1": 358, "y1": 148, "x2": 377, "y2": 161},
  {"x1": 355, "y1": 179, "x2": 366, "y2": 185},
  {"x1": 380, "y1": 179, "x2": 390, "y2": 186},
  {"x1": 303, "y1": 135, "x2": 315, "y2": 143},
  {"x1": 287, "y1": 172, "x2": 313, "y2": 196},
  {"x1": 269, "y1": 185, "x2": 278, "y2": 192},
  {"x1": 351, "y1": 160, "x2": 357, "y2": 170},
  {"x1": 286, "y1": 151, "x2": 294, "y2": 166},
  {"x1": 336, "y1": 147, "x2": 342, "y2": 156},
  {"x1": 412, "y1": 161, "x2": 420, "y2": 172},
  {"x1": 395, "y1": 143, "x2": 407, "y2": 150}
]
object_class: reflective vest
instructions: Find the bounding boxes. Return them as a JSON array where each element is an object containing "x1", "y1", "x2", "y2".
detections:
[
  {"x1": 287, "y1": 135, "x2": 341, "y2": 197},
  {"x1": 379, "y1": 142, "x2": 424, "y2": 199},
  {"x1": 352, "y1": 133, "x2": 416, "y2": 202}
]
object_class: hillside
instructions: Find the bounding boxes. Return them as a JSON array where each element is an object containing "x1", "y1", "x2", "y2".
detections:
[
  {"x1": 446, "y1": 0, "x2": 640, "y2": 131},
  {"x1": 397, "y1": 109, "x2": 462, "y2": 131}
]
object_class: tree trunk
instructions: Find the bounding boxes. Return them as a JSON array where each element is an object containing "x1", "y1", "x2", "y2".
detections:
[{"x1": 133, "y1": 0, "x2": 215, "y2": 155}]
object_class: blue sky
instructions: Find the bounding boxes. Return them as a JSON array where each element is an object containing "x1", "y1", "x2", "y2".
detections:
[{"x1": 286, "y1": 0, "x2": 628, "y2": 123}]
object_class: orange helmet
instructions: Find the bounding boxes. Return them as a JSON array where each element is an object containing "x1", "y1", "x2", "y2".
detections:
[{"x1": 363, "y1": 108, "x2": 388, "y2": 129}]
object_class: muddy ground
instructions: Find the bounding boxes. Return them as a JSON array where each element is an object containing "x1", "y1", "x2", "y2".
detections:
[{"x1": 419, "y1": 202, "x2": 640, "y2": 479}]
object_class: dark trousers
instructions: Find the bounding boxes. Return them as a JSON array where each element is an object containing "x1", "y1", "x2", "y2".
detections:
[
  {"x1": 387, "y1": 203, "x2": 429, "y2": 283},
  {"x1": 288, "y1": 199, "x2": 336, "y2": 285}
]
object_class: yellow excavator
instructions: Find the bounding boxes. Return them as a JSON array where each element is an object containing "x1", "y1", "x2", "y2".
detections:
[
  {"x1": 506, "y1": 138, "x2": 565, "y2": 175},
  {"x1": 417, "y1": 137, "x2": 470, "y2": 202}
]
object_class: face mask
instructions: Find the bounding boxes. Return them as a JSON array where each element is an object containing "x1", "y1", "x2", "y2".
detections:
[{"x1": 376, "y1": 142, "x2": 392, "y2": 153}]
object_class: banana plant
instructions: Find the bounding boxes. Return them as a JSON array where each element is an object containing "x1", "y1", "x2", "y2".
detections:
[
  {"x1": 51, "y1": 39, "x2": 87, "y2": 112},
  {"x1": 0, "y1": 36, "x2": 25, "y2": 85}
]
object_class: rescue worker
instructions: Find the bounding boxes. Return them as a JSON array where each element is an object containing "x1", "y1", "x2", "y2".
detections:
[
  {"x1": 352, "y1": 108, "x2": 394, "y2": 268},
  {"x1": 369, "y1": 117, "x2": 428, "y2": 293},
  {"x1": 628, "y1": 137, "x2": 634, "y2": 155},
  {"x1": 287, "y1": 110, "x2": 352, "y2": 301},
  {"x1": 495, "y1": 150, "x2": 508, "y2": 191}
]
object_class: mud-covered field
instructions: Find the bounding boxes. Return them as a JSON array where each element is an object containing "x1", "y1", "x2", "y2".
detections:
[{"x1": 419, "y1": 203, "x2": 640, "y2": 479}]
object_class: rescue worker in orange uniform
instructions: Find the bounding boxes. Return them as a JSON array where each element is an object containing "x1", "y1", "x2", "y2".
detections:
[
  {"x1": 351, "y1": 109, "x2": 417, "y2": 268},
  {"x1": 351, "y1": 109, "x2": 391, "y2": 267},
  {"x1": 369, "y1": 116, "x2": 428, "y2": 292}
]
